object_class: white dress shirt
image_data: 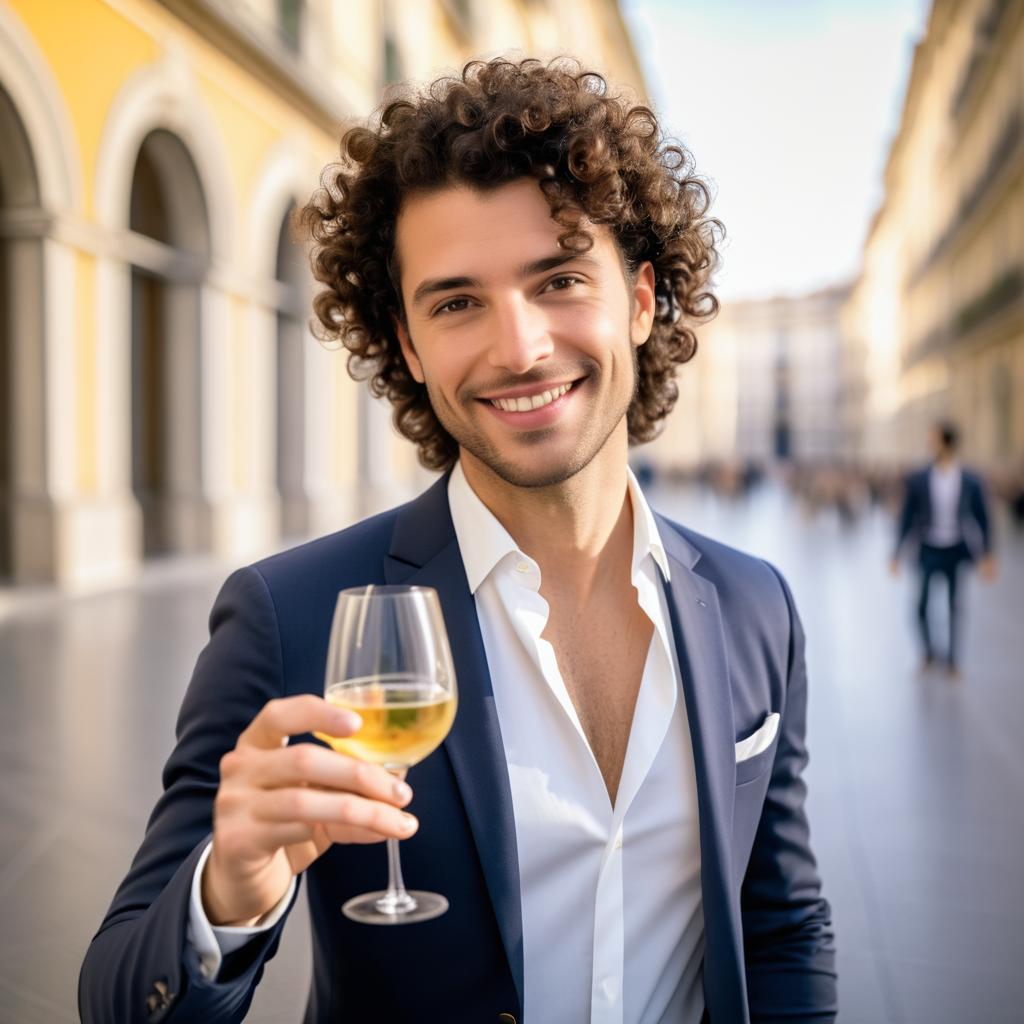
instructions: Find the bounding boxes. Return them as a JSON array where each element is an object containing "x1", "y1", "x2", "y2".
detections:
[
  {"x1": 926, "y1": 462, "x2": 963, "y2": 547},
  {"x1": 189, "y1": 463, "x2": 706, "y2": 1022},
  {"x1": 448, "y1": 462, "x2": 704, "y2": 1024}
]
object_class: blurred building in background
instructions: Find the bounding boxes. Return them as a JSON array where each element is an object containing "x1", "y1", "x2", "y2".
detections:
[
  {"x1": 843, "y1": 0, "x2": 1023, "y2": 482},
  {"x1": 647, "y1": 0, "x2": 1022, "y2": 516},
  {"x1": 0, "y1": 0, "x2": 646, "y2": 589},
  {"x1": 648, "y1": 283, "x2": 851, "y2": 475}
]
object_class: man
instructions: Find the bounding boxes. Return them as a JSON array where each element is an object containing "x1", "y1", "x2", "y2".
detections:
[
  {"x1": 890, "y1": 421, "x2": 996, "y2": 677},
  {"x1": 80, "y1": 58, "x2": 836, "y2": 1023}
]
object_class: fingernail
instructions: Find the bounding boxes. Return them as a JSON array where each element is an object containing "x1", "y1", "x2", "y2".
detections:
[
  {"x1": 336, "y1": 709, "x2": 362, "y2": 732},
  {"x1": 401, "y1": 813, "x2": 418, "y2": 832},
  {"x1": 393, "y1": 781, "x2": 412, "y2": 803}
]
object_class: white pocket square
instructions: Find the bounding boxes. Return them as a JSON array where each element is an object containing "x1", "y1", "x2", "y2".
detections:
[{"x1": 735, "y1": 712, "x2": 780, "y2": 763}]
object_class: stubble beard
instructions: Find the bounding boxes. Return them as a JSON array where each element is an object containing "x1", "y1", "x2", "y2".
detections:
[{"x1": 425, "y1": 348, "x2": 640, "y2": 490}]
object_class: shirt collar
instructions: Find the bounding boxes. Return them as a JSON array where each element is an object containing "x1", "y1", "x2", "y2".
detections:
[
  {"x1": 447, "y1": 460, "x2": 671, "y2": 595},
  {"x1": 627, "y1": 469, "x2": 671, "y2": 582},
  {"x1": 448, "y1": 461, "x2": 522, "y2": 594}
]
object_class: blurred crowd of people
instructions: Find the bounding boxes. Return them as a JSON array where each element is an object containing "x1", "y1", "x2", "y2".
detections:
[{"x1": 634, "y1": 456, "x2": 1024, "y2": 531}]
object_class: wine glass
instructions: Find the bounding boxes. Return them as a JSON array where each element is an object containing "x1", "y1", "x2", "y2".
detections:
[{"x1": 315, "y1": 585, "x2": 458, "y2": 924}]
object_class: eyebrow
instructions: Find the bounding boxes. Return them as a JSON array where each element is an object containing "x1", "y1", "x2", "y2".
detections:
[{"x1": 409, "y1": 251, "x2": 599, "y2": 309}]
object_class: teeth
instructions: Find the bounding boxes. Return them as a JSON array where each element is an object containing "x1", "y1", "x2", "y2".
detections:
[{"x1": 491, "y1": 382, "x2": 571, "y2": 413}]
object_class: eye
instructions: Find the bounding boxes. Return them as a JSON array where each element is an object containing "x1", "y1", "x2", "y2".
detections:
[
  {"x1": 432, "y1": 296, "x2": 474, "y2": 317},
  {"x1": 544, "y1": 274, "x2": 584, "y2": 293}
]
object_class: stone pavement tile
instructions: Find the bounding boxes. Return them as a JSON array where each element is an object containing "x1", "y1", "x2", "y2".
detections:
[
  {"x1": 243, "y1": 892, "x2": 313, "y2": 1024},
  {"x1": 860, "y1": 825, "x2": 1024, "y2": 921},
  {"x1": 871, "y1": 896, "x2": 1024, "y2": 978},
  {"x1": 0, "y1": 810, "x2": 139, "y2": 967},
  {"x1": 0, "y1": 970, "x2": 77, "y2": 1024},
  {"x1": 0, "y1": 926, "x2": 85, "y2": 1024},
  {"x1": 832, "y1": 949, "x2": 894, "y2": 1024},
  {"x1": 885, "y1": 956, "x2": 1023, "y2": 1024}
]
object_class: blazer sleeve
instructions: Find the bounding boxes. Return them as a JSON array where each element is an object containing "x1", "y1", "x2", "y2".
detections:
[
  {"x1": 740, "y1": 565, "x2": 838, "y2": 1022},
  {"x1": 968, "y1": 474, "x2": 993, "y2": 555},
  {"x1": 79, "y1": 566, "x2": 297, "y2": 1024},
  {"x1": 893, "y1": 472, "x2": 919, "y2": 559}
]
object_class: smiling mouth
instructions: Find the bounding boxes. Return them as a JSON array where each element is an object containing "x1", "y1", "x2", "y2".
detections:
[{"x1": 484, "y1": 381, "x2": 577, "y2": 413}]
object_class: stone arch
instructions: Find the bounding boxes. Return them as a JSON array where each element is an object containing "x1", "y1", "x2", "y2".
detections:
[
  {"x1": 0, "y1": 5, "x2": 80, "y2": 213},
  {"x1": 94, "y1": 51, "x2": 233, "y2": 260},
  {"x1": 93, "y1": 53, "x2": 236, "y2": 557},
  {"x1": 128, "y1": 128, "x2": 211, "y2": 554},
  {"x1": 0, "y1": 6, "x2": 82, "y2": 583}
]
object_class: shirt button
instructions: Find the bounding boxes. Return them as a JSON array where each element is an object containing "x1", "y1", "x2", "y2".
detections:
[
  {"x1": 515, "y1": 560, "x2": 530, "y2": 573},
  {"x1": 614, "y1": 835, "x2": 623, "y2": 850}
]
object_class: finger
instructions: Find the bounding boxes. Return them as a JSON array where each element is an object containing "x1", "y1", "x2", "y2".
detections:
[
  {"x1": 253, "y1": 788, "x2": 419, "y2": 839},
  {"x1": 247, "y1": 744, "x2": 412, "y2": 807},
  {"x1": 322, "y1": 822, "x2": 398, "y2": 845},
  {"x1": 239, "y1": 695, "x2": 361, "y2": 751},
  {"x1": 253, "y1": 821, "x2": 319, "y2": 849}
]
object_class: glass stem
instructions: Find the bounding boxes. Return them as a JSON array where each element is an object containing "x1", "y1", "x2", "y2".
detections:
[
  {"x1": 385, "y1": 839, "x2": 410, "y2": 900},
  {"x1": 377, "y1": 768, "x2": 416, "y2": 915}
]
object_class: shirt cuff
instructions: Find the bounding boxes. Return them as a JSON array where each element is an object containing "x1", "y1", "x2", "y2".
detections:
[{"x1": 186, "y1": 840, "x2": 297, "y2": 981}]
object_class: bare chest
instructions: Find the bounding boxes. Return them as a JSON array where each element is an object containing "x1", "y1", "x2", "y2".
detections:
[{"x1": 542, "y1": 600, "x2": 653, "y2": 803}]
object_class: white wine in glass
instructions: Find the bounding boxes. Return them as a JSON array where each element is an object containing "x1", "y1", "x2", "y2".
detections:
[
  {"x1": 315, "y1": 586, "x2": 458, "y2": 925},
  {"x1": 321, "y1": 675, "x2": 456, "y2": 767}
]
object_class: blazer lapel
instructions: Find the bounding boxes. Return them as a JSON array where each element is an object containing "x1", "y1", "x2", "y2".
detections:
[
  {"x1": 384, "y1": 477, "x2": 524, "y2": 1008},
  {"x1": 656, "y1": 514, "x2": 748, "y2": 1022}
]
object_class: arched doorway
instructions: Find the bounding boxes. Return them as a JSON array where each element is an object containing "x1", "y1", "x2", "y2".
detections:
[
  {"x1": 0, "y1": 85, "x2": 41, "y2": 581},
  {"x1": 128, "y1": 129, "x2": 210, "y2": 556},
  {"x1": 275, "y1": 202, "x2": 309, "y2": 539}
]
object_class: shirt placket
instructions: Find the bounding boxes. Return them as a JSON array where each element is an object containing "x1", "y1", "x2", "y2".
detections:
[
  {"x1": 591, "y1": 824, "x2": 626, "y2": 1024},
  {"x1": 591, "y1": 560, "x2": 678, "y2": 1024},
  {"x1": 500, "y1": 544, "x2": 679, "y2": 1024}
]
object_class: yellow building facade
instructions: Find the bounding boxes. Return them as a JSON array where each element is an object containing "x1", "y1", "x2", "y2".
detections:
[
  {"x1": 845, "y1": 0, "x2": 1024, "y2": 475},
  {"x1": 0, "y1": 0, "x2": 646, "y2": 590}
]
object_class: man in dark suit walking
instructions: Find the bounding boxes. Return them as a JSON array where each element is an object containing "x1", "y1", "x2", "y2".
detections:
[
  {"x1": 890, "y1": 421, "x2": 996, "y2": 676},
  {"x1": 80, "y1": 57, "x2": 836, "y2": 1023}
]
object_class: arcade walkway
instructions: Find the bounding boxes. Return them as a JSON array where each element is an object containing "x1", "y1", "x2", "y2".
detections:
[{"x1": 1, "y1": 480, "x2": 1021, "y2": 1022}]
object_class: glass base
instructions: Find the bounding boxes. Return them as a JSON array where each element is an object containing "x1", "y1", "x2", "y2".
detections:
[{"x1": 341, "y1": 889, "x2": 449, "y2": 925}]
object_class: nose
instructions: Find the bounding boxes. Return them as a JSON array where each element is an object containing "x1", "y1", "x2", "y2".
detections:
[{"x1": 487, "y1": 295, "x2": 553, "y2": 374}]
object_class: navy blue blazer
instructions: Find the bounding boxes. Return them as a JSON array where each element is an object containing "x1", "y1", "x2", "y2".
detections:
[
  {"x1": 80, "y1": 475, "x2": 836, "y2": 1023},
  {"x1": 894, "y1": 465, "x2": 992, "y2": 562}
]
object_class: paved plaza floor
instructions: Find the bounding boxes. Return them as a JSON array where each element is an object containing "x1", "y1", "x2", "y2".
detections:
[{"x1": 1, "y1": 480, "x2": 1022, "y2": 1023}]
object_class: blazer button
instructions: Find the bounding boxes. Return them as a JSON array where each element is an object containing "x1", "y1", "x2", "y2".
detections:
[
  {"x1": 146, "y1": 978, "x2": 175, "y2": 1019},
  {"x1": 497, "y1": 1014, "x2": 517, "y2": 1024}
]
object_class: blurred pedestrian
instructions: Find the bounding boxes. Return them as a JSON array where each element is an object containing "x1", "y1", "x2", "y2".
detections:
[{"x1": 889, "y1": 421, "x2": 996, "y2": 676}]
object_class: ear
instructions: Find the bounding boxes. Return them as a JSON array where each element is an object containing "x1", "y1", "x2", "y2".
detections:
[
  {"x1": 394, "y1": 317, "x2": 425, "y2": 383},
  {"x1": 630, "y1": 261, "x2": 656, "y2": 347}
]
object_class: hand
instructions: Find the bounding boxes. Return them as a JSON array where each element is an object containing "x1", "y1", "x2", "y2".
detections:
[
  {"x1": 202, "y1": 695, "x2": 418, "y2": 926},
  {"x1": 978, "y1": 555, "x2": 997, "y2": 583},
  {"x1": 889, "y1": 558, "x2": 901, "y2": 578}
]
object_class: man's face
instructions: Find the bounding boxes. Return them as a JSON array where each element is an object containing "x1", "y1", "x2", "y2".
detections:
[
  {"x1": 929, "y1": 427, "x2": 951, "y2": 460},
  {"x1": 394, "y1": 179, "x2": 655, "y2": 488}
]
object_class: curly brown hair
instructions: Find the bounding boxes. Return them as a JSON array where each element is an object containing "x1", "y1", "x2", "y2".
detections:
[{"x1": 300, "y1": 56, "x2": 722, "y2": 470}]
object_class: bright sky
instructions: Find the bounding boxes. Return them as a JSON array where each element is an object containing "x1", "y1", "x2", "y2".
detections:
[{"x1": 623, "y1": 0, "x2": 932, "y2": 301}]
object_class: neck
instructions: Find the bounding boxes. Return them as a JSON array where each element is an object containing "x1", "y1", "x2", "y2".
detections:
[{"x1": 459, "y1": 433, "x2": 634, "y2": 600}]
